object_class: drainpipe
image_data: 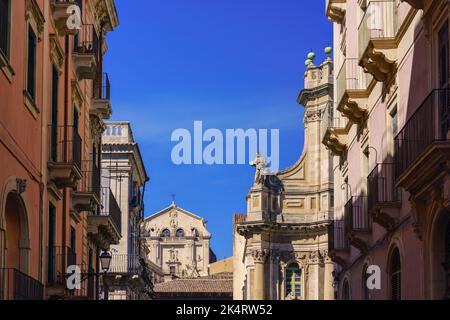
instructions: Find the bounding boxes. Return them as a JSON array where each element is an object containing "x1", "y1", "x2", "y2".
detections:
[
  {"x1": 62, "y1": 35, "x2": 69, "y2": 253},
  {"x1": 38, "y1": 0, "x2": 53, "y2": 283}
]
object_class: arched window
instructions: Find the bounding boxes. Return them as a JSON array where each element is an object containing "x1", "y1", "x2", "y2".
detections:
[
  {"x1": 362, "y1": 264, "x2": 371, "y2": 300},
  {"x1": 106, "y1": 126, "x2": 111, "y2": 136},
  {"x1": 192, "y1": 228, "x2": 199, "y2": 237},
  {"x1": 390, "y1": 247, "x2": 401, "y2": 300},
  {"x1": 285, "y1": 263, "x2": 301, "y2": 299},
  {"x1": 161, "y1": 229, "x2": 170, "y2": 237},
  {"x1": 176, "y1": 228, "x2": 185, "y2": 237},
  {"x1": 342, "y1": 279, "x2": 351, "y2": 300}
]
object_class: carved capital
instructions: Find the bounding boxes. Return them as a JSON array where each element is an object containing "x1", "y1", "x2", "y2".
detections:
[{"x1": 251, "y1": 249, "x2": 270, "y2": 263}]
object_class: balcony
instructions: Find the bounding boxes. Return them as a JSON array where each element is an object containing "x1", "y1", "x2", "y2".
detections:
[
  {"x1": 73, "y1": 24, "x2": 99, "y2": 80},
  {"x1": 87, "y1": 187, "x2": 121, "y2": 250},
  {"x1": 368, "y1": 163, "x2": 401, "y2": 230},
  {"x1": 345, "y1": 196, "x2": 371, "y2": 253},
  {"x1": 358, "y1": 1, "x2": 398, "y2": 82},
  {"x1": 322, "y1": 104, "x2": 348, "y2": 155},
  {"x1": 0, "y1": 268, "x2": 44, "y2": 300},
  {"x1": 328, "y1": 220, "x2": 350, "y2": 268},
  {"x1": 91, "y1": 73, "x2": 112, "y2": 120},
  {"x1": 72, "y1": 160, "x2": 101, "y2": 213},
  {"x1": 326, "y1": 0, "x2": 346, "y2": 23},
  {"x1": 48, "y1": 125, "x2": 82, "y2": 189},
  {"x1": 336, "y1": 58, "x2": 371, "y2": 124},
  {"x1": 50, "y1": 0, "x2": 80, "y2": 36},
  {"x1": 46, "y1": 246, "x2": 76, "y2": 298},
  {"x1": 395, "y1": 89, "x2": 450, "y2": 197},
  {"x1": 106, "y1": 254, "x2": 145, "y2": 289}
]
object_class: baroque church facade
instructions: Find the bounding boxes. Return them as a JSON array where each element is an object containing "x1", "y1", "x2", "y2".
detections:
[
  {"x1": 233, "y1": 53, "x2": 335, "y2": 300},
  {"x1": 143, "y1": 203, "x2": 216, "y2": 281}
]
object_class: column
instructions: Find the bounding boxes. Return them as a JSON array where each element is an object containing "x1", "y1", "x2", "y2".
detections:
[
  {"x1": 252, "y1": 249, "x2": 267, "y2": 300},
  {"x1": 323, "y1": 256, "x2": 335, "y2": 300}
]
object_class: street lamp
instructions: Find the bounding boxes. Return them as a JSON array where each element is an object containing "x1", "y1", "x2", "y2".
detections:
[{"x1": 99, "y1": 251, "x2": 112, "y2": 273}]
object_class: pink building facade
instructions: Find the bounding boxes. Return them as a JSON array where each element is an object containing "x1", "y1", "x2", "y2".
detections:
[
  {"x1": 0, "y1": 0, "x2": 120, "y2": 300},
  {"x1": 325, "y1": 0, "x2": 449, "y2": 299}
]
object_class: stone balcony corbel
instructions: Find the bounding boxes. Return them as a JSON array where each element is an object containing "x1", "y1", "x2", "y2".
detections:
[
  {"x1": 322, "y1": 127, "x2": 348, "y2": 156},
  {"x1": 359, "y1": 45, "x2": 397, "y2": 82},
  {"x1": 337, "y1": 94, "x2": 368, "y2": 124},
  {"x1": 71, "y1": 190, "x2": 99, "y2": 213},
  {"x1": 326, "y1": 0, "x2": 346, "y2": 24},
  {"x1": 358, "y1": 0, "x2": 399, "y2": 82},
  {"x1": 50, "y1": 0, "x2": 80, "y2": 36}
]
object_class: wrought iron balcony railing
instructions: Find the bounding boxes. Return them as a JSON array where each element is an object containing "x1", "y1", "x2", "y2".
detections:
[
  {"x1": 358, "y1": 0, "x2": 398, "y2": 60},
  {"x1": 94, "y1": 72, "x2": 110, "y2": 101},
  {"x1": 336, "y1": 58, "x2": 371, "y2": 105},
  {"x1": 109, "y1": 254, "x2": 141, "y2": 274},
  {"x1": 328, "y1": 219, "x2": 349, "y2": 252},
  {"x1": 99, "y1": 187, "x2": 122, "y2": 235},
  {"x1": 0, "y1": 268, "x2": 44, "y2": 300},
  {"x1": 49, "y1": 125, "x2": 82, "y2": 170},
  {"x1": 47, "y1": 246, "x2": 76, "y2": 285},
  {"x1": 73, "y1": 23, "x2": 100, "y2": 64},
  {"x1": 368, "y1": 163, "x2": 400, "y2": 212},
  {"x1": 78, "y1": 159, "x2": 101, "y2": 199},
  {"x1": 394, "y1": 89, "x2": 450, "y2": 180},
  {"x1": 345, "y1": 196, "x2": 371, "y2": 232}
]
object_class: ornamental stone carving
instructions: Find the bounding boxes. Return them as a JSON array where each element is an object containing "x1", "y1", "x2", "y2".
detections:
[
  {"x1": 251, "y1": 249, "x2": 270, "y2": 263},
  {"x1": 305, "y1": 110, "x2": 322, "y2": 123}
]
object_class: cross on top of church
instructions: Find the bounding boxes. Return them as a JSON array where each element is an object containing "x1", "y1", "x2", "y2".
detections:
[{"x1": 171, "y1": 193, "x2": 176, "y2": 205}]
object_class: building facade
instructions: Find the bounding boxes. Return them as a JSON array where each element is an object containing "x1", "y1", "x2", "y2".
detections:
[
  {"x1": 101, "y1": 121, "x2": 153, "y2": 299},
  {"x1": 143, "y1": 203, "x2": 215, "y2": 281},
  {"x1": 0, "y1": 0, "x2": 121, "y2": 300},
  {"x1": 325, "y1": 0, "x2": 450, "y2": 299},
  {"x1": 233, "y1": 55, "x2": 335, "y2": 300}
]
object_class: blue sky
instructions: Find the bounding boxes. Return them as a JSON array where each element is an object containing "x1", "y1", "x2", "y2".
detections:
[{"x1": 104, "y1": 0, "x2": 332, "y2": 259}]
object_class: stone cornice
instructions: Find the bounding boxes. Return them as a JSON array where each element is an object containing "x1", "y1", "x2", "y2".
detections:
[{"x1": 297, "y1": 83, "x2": 333, "y2": 106}]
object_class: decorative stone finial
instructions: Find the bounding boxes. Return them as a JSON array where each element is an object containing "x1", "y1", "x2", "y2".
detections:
[
  {"x1": 325, "y1": 47, "x2": 333, "y2": 56},
  {"x1": 307, "y1": 51, "x2": 316, "y2": 61},
  {"x1": 305, "y1": 59, "x2": 312, "y2": 66}
]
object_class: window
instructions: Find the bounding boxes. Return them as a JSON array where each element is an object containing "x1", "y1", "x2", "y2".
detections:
[
  {"x1": 192, "y1": 228, "x2": 199, "y2": 237},
  {"x1": 27, "y1": 26, "x2": 37, "y2": 100},
  {"x1": 176, "y1": 228, "x2": 185, "y2": 237},
  {"x1": 391, "y1": 107, "x2": 398, "y2": 139},
  {"x1": 342, "y1": 279, "x2": 351, "y2": 300},
  {"x1": 106, "y1": 126, "x2": 111, "y2": 135},
  {"x1": 118, "y1": 126, "x2": 122, "y2": 136},
  {"x1": 50, "y1": 66, "x2": 59, "y2": 162},
  {"x1": 0, "y1": 0, "x2": 10, "y2": 57},
  {"x1": 389, "y1": 106, "x2": 398, "y2": 157},
  {"x1": 169, "y1": 266, "x2": 176, "y2": 275},
  {"x1": 70, "y1": 226, "x2": 76, "y2": 251},
  {"x1": 161, "y1": 229, "x2": 170, "y2": 237},
  {"x1": 438, "y1": 22, "x2": 449, "y2": 89},
  {"x1": 285, "y1": 263, "x2": 301, "y2": 299},
  {"x1": 390, "y1": 248, "x2": 401, "y2": 300}
]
